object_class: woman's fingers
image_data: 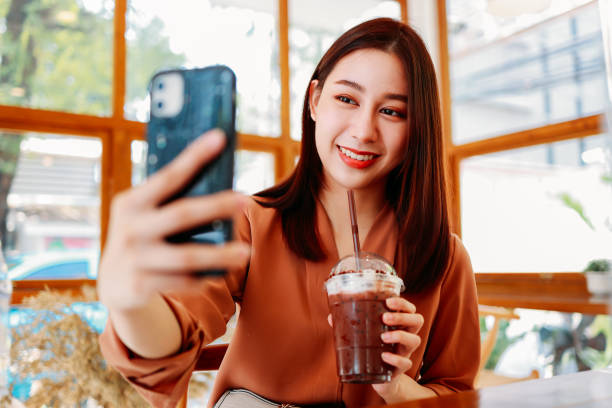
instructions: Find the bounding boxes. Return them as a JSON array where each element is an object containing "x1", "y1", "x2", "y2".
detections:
[
  {"x1": 135, "y1": 241, "x2": 251, "y2": 273},
  {"x1": 380, "y1": 329, "x2": 420, "y2": 376},
  {"x1": 381, "y1": 330, "x2": 421, "y2": 352},
  {"x1": 133, "y1": 129, "x2": 227, "y2": 208},
  {"x1": 138, "y1": 191, "x2": 248, "y2": 239},
  {"x1": 381, "y1": 352, "x2": 413, "y2": 373},
  {"x1": 138, "y1": 271, "x2": 217, "y2": 296},
  {"x1": 383, "y1": 312, "x2": 424, "y2": 334},
  {"x1": 377, "y1": 297, "x2": 422, "y2": 376},
  {"x1": 328, "y1": 314, "x2": 333, "y2": 327},
  {"x1": 385, "y1": 297, "x2": 416, "y2": 313}
]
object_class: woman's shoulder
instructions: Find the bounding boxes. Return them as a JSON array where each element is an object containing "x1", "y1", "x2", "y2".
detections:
[
  {"x1": 449, "y1": 233, "x2": 470, "y2": 265},
  {"x1": 241, "y1": 194, "x2": 282, "y2": 224},
  {"x1": 232, "y1": 195, "x2": 280, "y2": 243},
  {"x1": 442, "y1": 233, "x2": 474, "y2": 283}
]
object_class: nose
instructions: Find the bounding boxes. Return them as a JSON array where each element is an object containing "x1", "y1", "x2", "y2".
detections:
[{"x1": 351, "y1": 109, "x2": 378, "y2": 144}]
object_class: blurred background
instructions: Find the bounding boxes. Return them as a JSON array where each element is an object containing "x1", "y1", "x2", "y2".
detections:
[{"x1": 0, "y1": 0, "x2": 611, "y2": 405}]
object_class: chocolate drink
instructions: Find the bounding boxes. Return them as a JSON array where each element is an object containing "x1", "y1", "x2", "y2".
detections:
[
  {"x1": 328, "y1": 288, "x2": 396, "y2": 383},
  {"x1": 325, "y1": 253, "x2": 404, "y2": 384}
]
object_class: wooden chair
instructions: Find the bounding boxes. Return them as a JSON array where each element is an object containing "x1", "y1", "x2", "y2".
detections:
[{"x1": 476, "y1": 305, "x2": 540, "y2": 388}]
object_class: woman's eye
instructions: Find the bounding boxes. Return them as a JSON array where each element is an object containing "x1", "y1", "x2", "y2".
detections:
[
  {"x1": 336, "y1": 95, "x2": 356, "y2": 105},
  {"x1": 381, "y1": 108, "x2": 406, "y2": 118}
]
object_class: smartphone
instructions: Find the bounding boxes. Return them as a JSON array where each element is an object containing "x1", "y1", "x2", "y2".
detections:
[{"x1": 146, "y1": 66, "x2": 236, "y2": 275}]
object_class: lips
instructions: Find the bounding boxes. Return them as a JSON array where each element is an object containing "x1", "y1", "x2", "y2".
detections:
[{"x1": 337, "y1": 145, "x2": 380, "y2": 169}]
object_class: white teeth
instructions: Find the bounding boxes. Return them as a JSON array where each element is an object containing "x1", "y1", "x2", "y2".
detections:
[{"x1": 339, "y1": 146, "x2": 374, "y2": 161}]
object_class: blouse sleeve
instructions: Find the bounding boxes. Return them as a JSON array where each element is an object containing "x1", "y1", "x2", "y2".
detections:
[
  {"x1": 419, "y1": 235, "x2": 480, "y2": 396},
  {"x1": 98, "y1": 205, "x2": 252, "y2": 408}
]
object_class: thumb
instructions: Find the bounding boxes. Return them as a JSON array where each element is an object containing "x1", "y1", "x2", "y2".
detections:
[{"x1": 327, "y1": 314, "x2": 333, "y2": 327}]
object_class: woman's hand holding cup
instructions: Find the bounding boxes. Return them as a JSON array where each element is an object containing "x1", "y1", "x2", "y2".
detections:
[
  {"x1": 326, "y1": 297, "x2": 424, "y2": 389},
  {"x1": 372, "y1": 297, "x2": 424, "y2": 398}
]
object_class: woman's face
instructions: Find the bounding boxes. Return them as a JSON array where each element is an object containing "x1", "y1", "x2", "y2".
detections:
[{"x1": 310, "y1": 48, "x2": 409, "y2": 192}]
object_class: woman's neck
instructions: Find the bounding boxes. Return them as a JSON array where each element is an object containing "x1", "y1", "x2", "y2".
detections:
[{"x1": 318, "y1": 178, "x2": 387, "y2": 256}]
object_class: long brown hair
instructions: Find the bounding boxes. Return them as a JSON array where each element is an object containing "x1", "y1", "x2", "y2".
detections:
[{"x1": 256, "y1": 18, "x2": 450, "y2": 293}]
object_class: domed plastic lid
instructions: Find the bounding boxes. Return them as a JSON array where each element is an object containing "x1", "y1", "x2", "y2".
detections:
[{"x1": 325, "y1": 252, "x2": 405, "y2": 295}]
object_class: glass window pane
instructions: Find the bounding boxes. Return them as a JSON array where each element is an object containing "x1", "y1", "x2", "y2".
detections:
[
  {"x1": 125, "y1": 0, "x2": 281, "y2": 138},
  {"x1": 1, "y1": 131, "x2": 101, "y2": 279},
  {"x1": 461, "y1": 134, "x2": 612, "y2": 272},
  {"x1": 131, "y1": 139, "x2": 147, "y2": 186},
  {"x1": 481, "y1": 309, "x2": 612, "y2": 379},
  {"x1": 132, "y1": 140, "x2": 276, "y2": 195},
  {"x1": 0, "y1": 0, "x2": 114, "y2": 115},
  {"x1": 235, "y1": 150, "x2": 275, "y2": 194},
  {"x1": 289, "y1": 0, "x2": 401, "y2": 140},
  {"x1": 447, "y1": 1, "x2": 608, "y2": 143}
]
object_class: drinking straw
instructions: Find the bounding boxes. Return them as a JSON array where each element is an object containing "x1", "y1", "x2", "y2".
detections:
[{"x1": 347, "y1": 190, "x2": 362, "y2": 272}]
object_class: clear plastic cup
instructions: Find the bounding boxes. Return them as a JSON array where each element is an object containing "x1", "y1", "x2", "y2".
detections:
[{"x1": 325, "y1": 252, "x2": 405, "y2": 383}]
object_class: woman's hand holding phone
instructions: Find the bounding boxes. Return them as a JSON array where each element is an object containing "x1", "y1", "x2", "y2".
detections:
[{"x1": 97, "y1": 129, "x2": 250, "y2": 313}]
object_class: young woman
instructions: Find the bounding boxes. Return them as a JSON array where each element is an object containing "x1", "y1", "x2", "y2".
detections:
[{"x1": 98, "y1": 18, "x2": 480, "y2": 408}]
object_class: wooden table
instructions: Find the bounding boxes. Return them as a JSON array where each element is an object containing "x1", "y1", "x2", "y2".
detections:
[
  {"x1": 476, "y1": 273, "x2": 610, "y2": 315},
  {"x1": 376, "y1": 369, "x2": 612, "y2": 408}
]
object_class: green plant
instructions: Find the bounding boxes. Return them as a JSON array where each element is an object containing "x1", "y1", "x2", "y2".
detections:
[
  {"x1": 583, "y1": 259, "x2": 611, "y2": 272},
  {"x1": 537, "y1": 314, "x2": 609, "y2": 375}
]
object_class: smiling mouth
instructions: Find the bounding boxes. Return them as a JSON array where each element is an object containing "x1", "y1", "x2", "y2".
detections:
[{"x1": 337, "y1": 145, "x2": 380, "y2": 161}]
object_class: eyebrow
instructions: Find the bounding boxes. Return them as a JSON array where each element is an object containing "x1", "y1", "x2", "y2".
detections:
[{"x1": 333, "y1": 79, "x2": 408, "y2": 103}]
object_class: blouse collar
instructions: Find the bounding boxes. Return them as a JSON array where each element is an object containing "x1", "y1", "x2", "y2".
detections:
[{"x1": 314, "y1": 197, "x2": 398, "y2": 268}]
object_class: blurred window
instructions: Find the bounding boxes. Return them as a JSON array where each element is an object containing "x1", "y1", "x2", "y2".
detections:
[
  {"x1": 131, "y1": 140, "x2": 275, "y2": 194},
  {"x1": 20, "y1": 261, "x2": 89, "y2": 280},
  {"x1": 288, "y1": 0, "x2": 401, "y2": 140},
  {"x1": 0, "y1": 131, "x2": 101, "y2": 278},
  {"x1": 131, "y1": 139, "x2": 147, "y2": 186},
  {"x1": 125, "y1": 0, "x2": 281, "y2": 137},
  {"x1": 234, "y1": 150, "x2": 275, "y2": 194},
  {"x1": 0, "y1": 0, "x2": 114, "y2": 115},
  {"x1": 447, "y1": 0, "x2": 607, "y2": 143},
  {"x1": 461, "y1": 134, "x2": 612, "y2": 272},
  {"x1": 480, "y1": 309, "x2": 611, "y2": 378}
]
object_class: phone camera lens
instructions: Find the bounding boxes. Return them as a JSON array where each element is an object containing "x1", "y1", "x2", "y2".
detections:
[
  {"x1": 158, "y1": 82, "x2": 164, "y2": 90},
  {"x1": 156, "y1": 134, "x2": 167, "y2": 149},
  {"x1": 157, "y1": 101, "x2": 163, "y2": 109}
]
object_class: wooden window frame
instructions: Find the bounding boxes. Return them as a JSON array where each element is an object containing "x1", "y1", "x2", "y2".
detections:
[
  {"x1": 436, "y1": 0, "x2": 608, "y2": 314},
  {"x1": 1, "y1": 0, "x2": 408, "y2": 304}
]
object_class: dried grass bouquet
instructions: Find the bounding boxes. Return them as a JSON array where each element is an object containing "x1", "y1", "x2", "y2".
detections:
[{"x1": 8, "y1": 286, "x2": 213, "y2": 407}]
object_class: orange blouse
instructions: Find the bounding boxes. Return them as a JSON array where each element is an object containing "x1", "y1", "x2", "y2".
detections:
[{"x1": 99, "y1": 197, "x2": 480, "y2": 408}]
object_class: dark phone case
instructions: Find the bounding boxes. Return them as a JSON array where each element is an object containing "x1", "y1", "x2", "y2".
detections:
[{"x1": 146, "y1": 66, "x2": 236, "y2": 276}]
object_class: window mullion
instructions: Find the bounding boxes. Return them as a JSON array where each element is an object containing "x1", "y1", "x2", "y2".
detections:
[
  {"x1": 450, "y1": 114, "x2": 604, "y2": 159},
  {"x1": 435, "y1": 0, "x2": 460, "y2": 234},
  {"x1": 112, "y1": 0, "x2": 128, "y2": 122},
  {"x1": 400, "y1": 0, "x2": 408, "y2": 23},
  {"x1": 278, "y1": 0, "x2": 293, "y2": 181}
]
